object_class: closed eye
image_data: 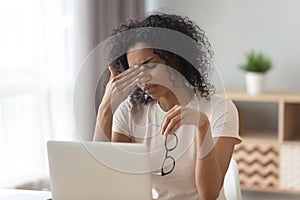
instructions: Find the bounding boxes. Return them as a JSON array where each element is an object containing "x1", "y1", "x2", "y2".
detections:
[{"x1": 144, "y1": 63, "x2": 157, "y2": 69}]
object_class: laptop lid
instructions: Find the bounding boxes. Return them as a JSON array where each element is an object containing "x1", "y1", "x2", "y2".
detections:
[{"x1": 47, "y1": 141, "x2": 152, "y2": 200}]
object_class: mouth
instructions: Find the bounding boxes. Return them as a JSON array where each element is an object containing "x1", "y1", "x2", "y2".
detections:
[{"x1": 143, "y1": 84, "x2": 158, "y2": 93}]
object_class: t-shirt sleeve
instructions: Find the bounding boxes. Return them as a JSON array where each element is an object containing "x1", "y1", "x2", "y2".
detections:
[
  {"x1": 210, "y1": 97, "x2": 242, "y2": 143},
  {"x1": 112, "y1": 99, "x2": 131, "y2": 138}
]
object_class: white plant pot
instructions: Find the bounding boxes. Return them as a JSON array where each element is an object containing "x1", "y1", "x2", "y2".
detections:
[{"x1": 245, "y1": 72, "x2": 265, "y2": 95}]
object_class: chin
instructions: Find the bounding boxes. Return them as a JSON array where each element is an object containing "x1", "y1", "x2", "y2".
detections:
[{"x1": 146, "y1": 93, "x2": 159, "y2": 99}]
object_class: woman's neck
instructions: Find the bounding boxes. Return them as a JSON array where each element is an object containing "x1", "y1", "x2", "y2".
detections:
[{"x1": 158, "y1": 86, "x2": 194, "y2": 112}]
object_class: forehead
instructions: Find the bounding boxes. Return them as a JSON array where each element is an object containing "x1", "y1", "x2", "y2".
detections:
[{"x1": 127, "y1": 43, "x2": 156, "y2": 66}]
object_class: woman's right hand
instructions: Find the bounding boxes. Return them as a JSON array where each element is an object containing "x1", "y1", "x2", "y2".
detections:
[
  {"x1": 94, "y1": 65, "x2": 147, "y2": 141},
  {"x1": 101, "y1": 65, "x2": 145, "y2": 113}
]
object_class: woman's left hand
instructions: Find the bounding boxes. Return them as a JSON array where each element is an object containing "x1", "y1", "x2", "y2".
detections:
[{"x1": 160, "y1": 105, "x2": 209, "y2": 135}]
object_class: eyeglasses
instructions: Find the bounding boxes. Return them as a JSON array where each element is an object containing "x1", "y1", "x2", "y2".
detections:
[{"x1": 152, "y1": 133, "x2": 178, "y2": 176}]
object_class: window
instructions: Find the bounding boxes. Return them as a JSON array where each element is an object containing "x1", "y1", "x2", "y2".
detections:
[{"x1": 0, "y1": 0, "x2": 75, "y2": 187}]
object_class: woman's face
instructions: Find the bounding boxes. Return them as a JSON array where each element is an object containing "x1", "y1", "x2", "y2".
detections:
[{"x1": 127, "y1": 43, "x2": 180, "y2": 100}]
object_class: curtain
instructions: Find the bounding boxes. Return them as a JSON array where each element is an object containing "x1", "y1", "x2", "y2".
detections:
[
  {"x1": 74, "y1": 0, "x2": 145, "y2": 141},
  {"x1": 96, "y1": 0, "x2": 145, "y2": 103},
  {"x1": 0, "y1": 0, "x2": 145, "y2": 189},
  {"x1": 97, "y1": 0, "x2": 145, "y2": 42},
  {"x1": 0, "y1": 0, "x2": 76, "y2": 188}
]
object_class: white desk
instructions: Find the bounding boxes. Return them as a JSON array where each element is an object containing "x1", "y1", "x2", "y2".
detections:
[{"x1": 0, "y1": 189, "x2": 51, "y2": 200}]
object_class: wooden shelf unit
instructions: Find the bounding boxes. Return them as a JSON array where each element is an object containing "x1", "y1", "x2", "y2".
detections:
[{"x1": 226, "y1": 91, "x2": 300, "y2": 193}]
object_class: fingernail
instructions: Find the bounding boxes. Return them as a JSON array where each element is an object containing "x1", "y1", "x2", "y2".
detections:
[{"x1": 139, "y1": 71, "x2": 144, "y2": 76}]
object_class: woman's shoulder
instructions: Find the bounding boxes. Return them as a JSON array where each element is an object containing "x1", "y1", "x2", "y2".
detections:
[
  {"x1": 192, "y1": 92, "x2": 237, "y2": 114},
  {"x1": 194, "y1": 92, "x2": 235, "y2": 105}
]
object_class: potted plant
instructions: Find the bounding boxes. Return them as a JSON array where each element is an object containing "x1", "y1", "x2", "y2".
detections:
[{"x1": 239, "y1": 51, "x2": 272, "y2": 95}]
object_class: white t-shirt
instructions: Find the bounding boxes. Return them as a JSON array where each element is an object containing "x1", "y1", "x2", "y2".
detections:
[{"x1": 112, "y1": 93, "x2": 241, "y2": 200}]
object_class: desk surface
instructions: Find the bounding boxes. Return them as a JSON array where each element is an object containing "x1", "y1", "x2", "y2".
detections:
[
  {"x1": 0, "y1": 189, "x2": 51, "y2": 200},
  {"x1": 0, "y1": 189, "x2": 161, "y2": 200}
]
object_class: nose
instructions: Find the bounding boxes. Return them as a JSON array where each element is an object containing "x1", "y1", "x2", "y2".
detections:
[{"x1": 143, "y1": 74, "x2": 152, "y2": 82}]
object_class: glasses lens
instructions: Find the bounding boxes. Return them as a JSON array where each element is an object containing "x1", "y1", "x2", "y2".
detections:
[
  {"x1": 165, "y1": 134, "x2": 178, "y2": 151},
  {"x1": 162, "y1": 156, "x2": 175, "y2": 175}
]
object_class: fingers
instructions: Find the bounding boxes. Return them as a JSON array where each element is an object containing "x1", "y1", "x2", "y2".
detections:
[
  {"x1": 116, "y1": 68, "x2": 145, "y2": 86},
  {"x1": 160, "y1": 106, "x2": 200, "y2": 135},
  {"x1": 105, "y1": 65, "x2": 147, "y2": 113},
  {"x1": 108, "y1": 66, "x2": 118, "y2": 80},
  {"x1": 163, "y1": 115, "x2": 181, "y2": 135},
  {"x1": 109, "y1": 65, "x2": 142, "y2": 81},
  {"x1": 120, "y1": 76, "x2": 142, "y2": 94},
  {"x1": 108, "y1": 65, "x2": 145, "y2": 94},
  {"x1": 115, "y1": 65, "x2": 143, "y2": 81},
  {"x1": 160, "y1": 106, "x2": 181, "y2": 135},
  {"x1": 111, "y1": 65, "x2": 147, "y2": 89},
  {"x1": 114, "y1": 71, "x2": 145, "y2": 94}
]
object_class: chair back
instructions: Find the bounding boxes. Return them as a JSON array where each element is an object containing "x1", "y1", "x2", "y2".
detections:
[{"x1": 224, "y1": 159, "x2": 242, "y2": 200}]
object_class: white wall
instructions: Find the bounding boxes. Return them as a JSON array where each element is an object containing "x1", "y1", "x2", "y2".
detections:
[{"x1": 146, "y1": 0, "x2": 300, "y2": 92}]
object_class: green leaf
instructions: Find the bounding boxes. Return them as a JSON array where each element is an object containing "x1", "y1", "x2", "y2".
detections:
[{"x1": 239, "y1": 51, "x2": 272, "y2": 73}]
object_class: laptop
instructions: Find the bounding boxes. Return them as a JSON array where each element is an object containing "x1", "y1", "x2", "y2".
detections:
[{"x1": 47, "y1": 141, "x2": 153, "y2": 200}]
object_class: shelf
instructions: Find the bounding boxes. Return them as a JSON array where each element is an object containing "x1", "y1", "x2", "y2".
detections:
[
  {"x1": 284, "y1": 103, "x2": 300, "y2": 142},
  {"x1": 282, "y1": 140, "x2": 300, "y2": 145},
  {"x1": 226, "y1": 90, "x2": 300, "y2": 103},
  {"x1": 235, "y1": 101, "x2": 278, "y2": 139},
  {"x1": 284, "y1": 134, "x2": 300, "y2": 142},
  {"x1": 241, "y1": 131, "x2": 278, "y2": 143},
  {"x1": 242, "y1": 186, "x2": 300, "y2": 195},
  {"x1": 228, "y1": 91, "x2": 300, "y2": 194},
  {"x1": 226, "y1": 91, "x2": 281, "y2": 102}
]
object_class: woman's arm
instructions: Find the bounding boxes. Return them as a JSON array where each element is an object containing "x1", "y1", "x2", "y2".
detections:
[
  {"x1": 93, "y1": 101, "x2": 131, "y2": 142},
  {"x1": 160, "y1": 103, "x2": 240, "y2": 199},
  {"x1": 195, "y1": 115, "x2": 238, "y2": 199},
  {"x1": 112, "y1": 132, "x2": 131, "y2": 143},
  {"x1": 93, "y1": 66, "x2": 117, "y2": 142},
  {"x1": 93, "y1": 98, "x2": 114, "y2": 141},
  {"x1": 93, "y1": 66, "x2": 145, "y2": 142}
]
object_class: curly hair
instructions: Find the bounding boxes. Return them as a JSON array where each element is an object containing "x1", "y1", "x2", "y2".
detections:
[{"x1": 107, "y1": 13, "x2": 215, "y2": 107}]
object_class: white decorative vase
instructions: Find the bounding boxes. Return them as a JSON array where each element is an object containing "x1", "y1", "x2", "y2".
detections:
[{"x1": 245, "y1": 72, "x2": 265, "y2": 95}]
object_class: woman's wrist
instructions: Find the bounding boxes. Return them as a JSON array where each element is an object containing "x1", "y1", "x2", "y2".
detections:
[
  {"x1": 98, "y1": 100, "x2": 113, "y2": 118},
  {"x1": 94, "y1": 99, "x2": 114, "y2": 142},
  {"x1": 198, "y1": 112, "x2": 210, "y2": 131},
  {"x1": 196, "y1": 113, "x2": 214, "y2": 158}
]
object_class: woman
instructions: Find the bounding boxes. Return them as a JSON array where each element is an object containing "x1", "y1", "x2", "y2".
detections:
[{"x1": 93, "y1": 13, "x2": 241, "y2": 200}]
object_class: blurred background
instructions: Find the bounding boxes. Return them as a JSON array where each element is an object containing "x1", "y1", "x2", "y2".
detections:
[{"x1": 0, "y1": 0, "x2": 299, "y2": 199}]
